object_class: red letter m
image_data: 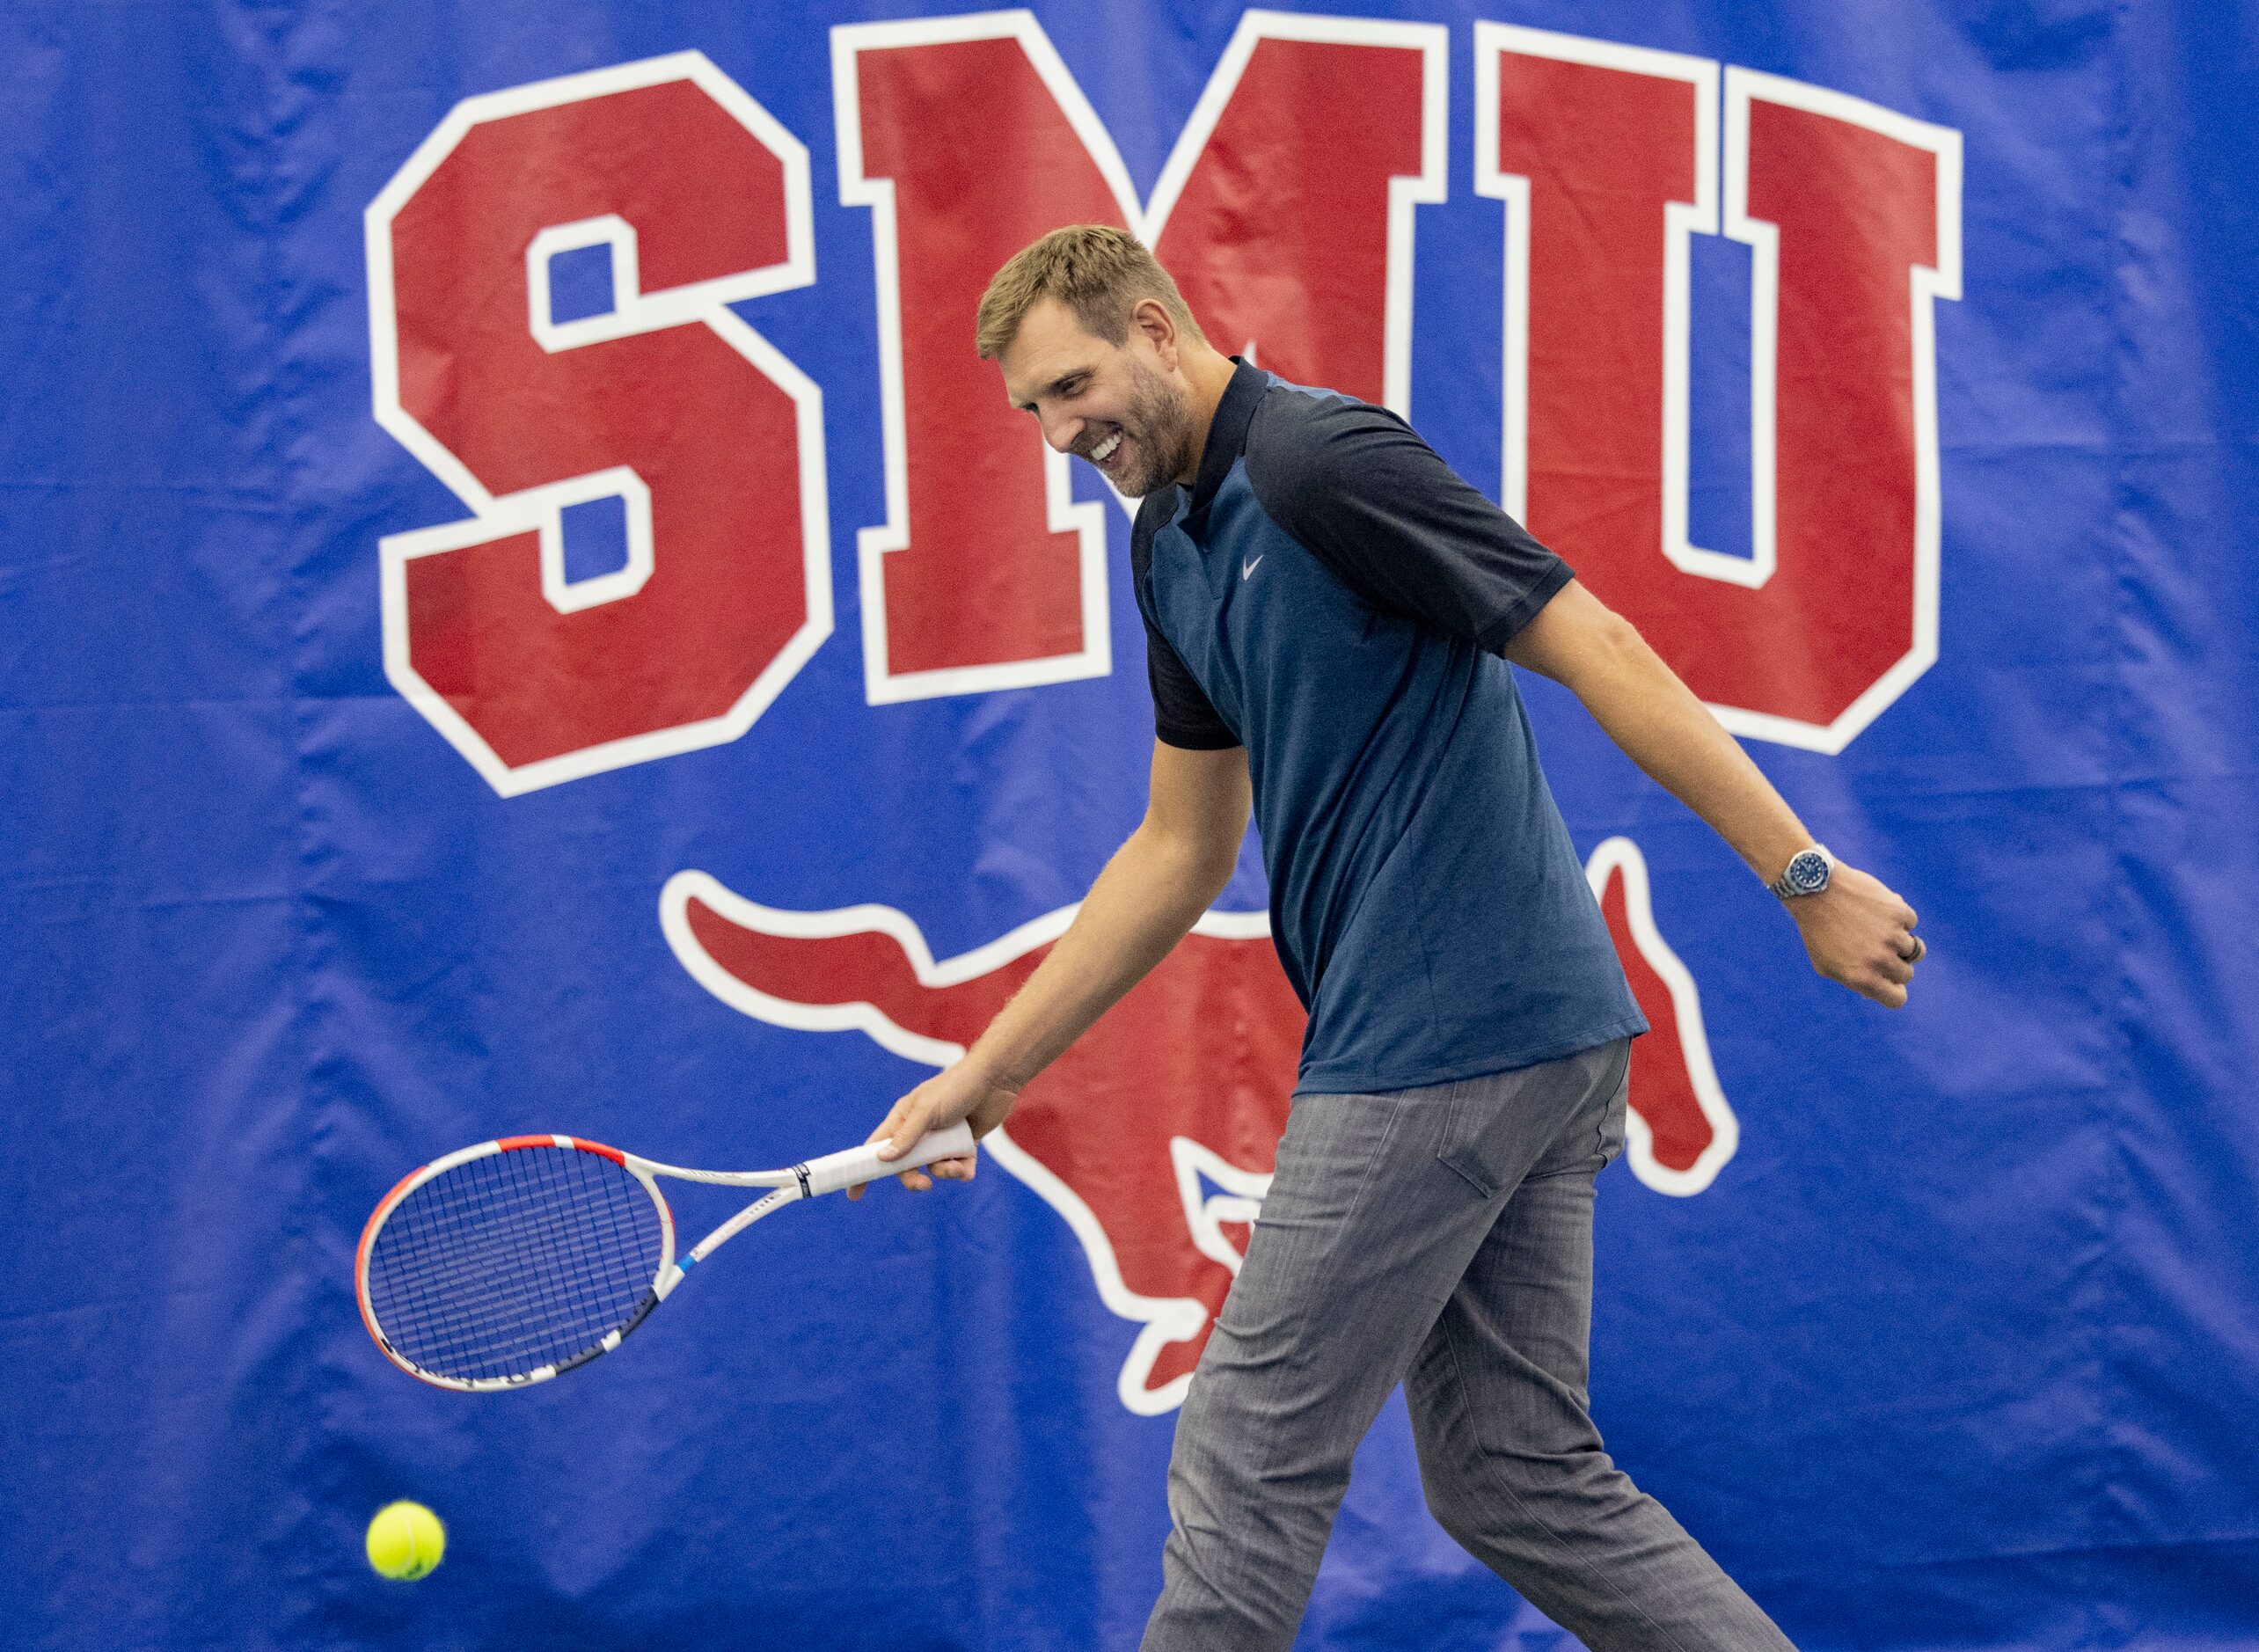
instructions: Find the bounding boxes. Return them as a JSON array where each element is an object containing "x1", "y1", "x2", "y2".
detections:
[{"x1": 834, "y1": 11, "x2": 1447, "y2": 702}]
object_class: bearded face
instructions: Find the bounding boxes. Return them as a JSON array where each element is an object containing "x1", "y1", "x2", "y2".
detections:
[
  {"x1": 1074, "y1": 354, "x2": 1198, "y2": 499},
  {"x1": 1000, "y1": 296, "x2": 1206, "y2": 501}
]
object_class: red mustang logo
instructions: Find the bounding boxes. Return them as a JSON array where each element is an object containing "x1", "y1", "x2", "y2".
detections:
[{"x1": 662, "y1": 835, "x2": 1733, "y2": 1413}]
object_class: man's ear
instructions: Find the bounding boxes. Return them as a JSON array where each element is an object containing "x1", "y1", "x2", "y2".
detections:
[{"x1": 1132, "y1": 298, "x2": 1179, "y2": 369}]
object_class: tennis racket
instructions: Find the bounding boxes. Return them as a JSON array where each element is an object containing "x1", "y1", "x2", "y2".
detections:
[{"x1": 355, "y1": 1122, "x2": 974, "y2": 1393}]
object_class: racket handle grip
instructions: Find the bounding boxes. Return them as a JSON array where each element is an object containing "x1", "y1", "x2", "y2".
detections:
[{"x1": 799, "y1": 1121, "x2": 976, "y2": 1198}]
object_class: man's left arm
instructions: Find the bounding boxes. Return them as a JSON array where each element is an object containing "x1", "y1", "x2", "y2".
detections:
[{"x1": 1504, "y1": 580, "x2": 1926, "y2": 1008}]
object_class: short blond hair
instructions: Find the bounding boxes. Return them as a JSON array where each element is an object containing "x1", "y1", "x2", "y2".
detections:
[{"x1": 976, "y1": 224, "x2": 1207, "y2": 361}]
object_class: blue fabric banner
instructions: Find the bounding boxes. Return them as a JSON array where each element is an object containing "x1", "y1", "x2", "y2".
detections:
[{"x1": 3, "y1": 2, "x2": 2255, "y2": 1647}]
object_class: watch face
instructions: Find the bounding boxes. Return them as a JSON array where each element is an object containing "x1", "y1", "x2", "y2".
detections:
[{"x1": 1786, "y1": 849, "x2": 1831, "y2": 895}]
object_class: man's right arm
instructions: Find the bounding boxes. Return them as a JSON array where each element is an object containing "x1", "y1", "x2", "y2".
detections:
[{"x1": 852, "y1": 739, "x2": 1251, "y2": 1194}]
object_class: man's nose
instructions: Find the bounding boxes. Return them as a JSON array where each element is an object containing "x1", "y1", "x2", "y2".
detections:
[{"x1": 1042, "y1": 409, "x2": 1082, "y2": 455}]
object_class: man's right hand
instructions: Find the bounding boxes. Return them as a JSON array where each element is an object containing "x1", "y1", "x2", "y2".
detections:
[
  {"x1": 844, "y1": 1062, "x2": 1021, "y2": 1199},
  {"x1": 843, "y1": 743, "x2": 1248, "y2": 1202}
]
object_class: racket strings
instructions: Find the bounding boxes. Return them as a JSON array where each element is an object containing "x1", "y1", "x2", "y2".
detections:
[
  {"x1": 374, "y1": 1153, "x2": 654, "y2": 1379},
  {"x1": 417, "y1": 1155, "x2": 654, "y2": 1371},
  {"x1": 366, "y1": 1145, "x2": 664, "y2": 1384}
]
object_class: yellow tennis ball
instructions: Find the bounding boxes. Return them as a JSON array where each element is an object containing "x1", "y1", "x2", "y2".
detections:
[{"x1": 365, "y1": 1500, "x2": 445, "y2": 1580}]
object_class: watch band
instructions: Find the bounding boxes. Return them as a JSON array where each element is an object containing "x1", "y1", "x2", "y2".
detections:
[{"x1": 1768, "y1": 844, "x2": 1834, "y2": 900}]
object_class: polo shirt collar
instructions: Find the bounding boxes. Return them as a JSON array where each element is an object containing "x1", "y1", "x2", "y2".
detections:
[{"x1": 1186, "y1": 357, "x2": 1266, "y2": 516}]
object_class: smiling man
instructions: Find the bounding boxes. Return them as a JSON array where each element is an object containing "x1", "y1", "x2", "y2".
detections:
[{"x1": 860, "y1": 225, "x2": 1924, "y2": 1651}]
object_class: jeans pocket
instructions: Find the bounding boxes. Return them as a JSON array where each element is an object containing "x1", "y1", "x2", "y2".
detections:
[
  {"x1": 1435, "y1": 1079, "x2": 1505, "y2": 1199},
  {"x1": 1592, "y1": 1042, "x2": 1633, "y2": 1170}
]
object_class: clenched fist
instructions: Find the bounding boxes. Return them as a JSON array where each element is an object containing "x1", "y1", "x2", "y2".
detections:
[{"x1": 1789, "y1": 861, "x2": 1925, "y2": 1008}]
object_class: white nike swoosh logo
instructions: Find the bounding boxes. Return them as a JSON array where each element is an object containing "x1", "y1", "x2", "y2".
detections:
[{"x1": 1241, "y1": 556, "x2": 1263, "y2": 581}]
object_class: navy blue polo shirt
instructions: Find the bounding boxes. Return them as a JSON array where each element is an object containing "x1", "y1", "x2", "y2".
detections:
[{"x1": 1132, "y1": 361, "x2": 1646, "y2": 1093}]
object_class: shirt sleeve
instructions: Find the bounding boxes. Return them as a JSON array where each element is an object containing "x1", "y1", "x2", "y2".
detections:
[
  {"x1": 1144, "y1": 624, "x2": 1240, "y2": 749},
  {"x1": 1244, "y1": 395, "x2": 1573, "y2": 653},
  {"x1": 1130, "y1": 492, "x2": 1240, "y2": 750}
]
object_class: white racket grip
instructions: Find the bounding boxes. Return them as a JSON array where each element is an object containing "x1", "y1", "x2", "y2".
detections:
[{"x1": 798, "y1": 1122, "x2": 976, "y2": 1198}]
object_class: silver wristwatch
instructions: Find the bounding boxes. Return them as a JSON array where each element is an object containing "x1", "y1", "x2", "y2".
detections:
[{"x1": 1768, "y1": 844, "x2": 1834, "y2": 900}]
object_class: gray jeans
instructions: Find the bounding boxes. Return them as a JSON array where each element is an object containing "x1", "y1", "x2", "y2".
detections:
[{"x1": 1141, "y1": 1039, "x2": 1795, "y2": 1651}]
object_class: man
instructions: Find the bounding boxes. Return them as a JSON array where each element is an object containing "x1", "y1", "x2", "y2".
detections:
[{"x1": 857, "y1": 225, "x2": 1923, "y2": 1649}]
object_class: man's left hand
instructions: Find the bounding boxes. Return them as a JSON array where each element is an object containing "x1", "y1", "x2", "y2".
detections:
[{"x1": 1790, "y1": 863, "x2": 1925, "y2": 1008}]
